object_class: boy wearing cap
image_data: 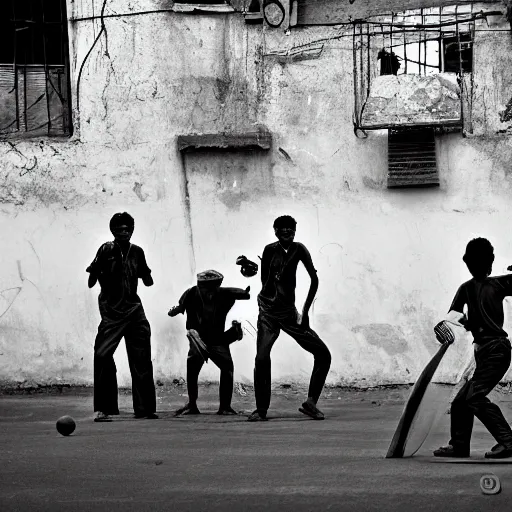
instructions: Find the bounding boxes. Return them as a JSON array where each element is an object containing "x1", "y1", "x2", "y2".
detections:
[
  {"x1": 87, "y1": 212, "x2": 157, "y2": 422},
  {"x1": 168, "y1": 270, "x2": 250, "y2": 416}
]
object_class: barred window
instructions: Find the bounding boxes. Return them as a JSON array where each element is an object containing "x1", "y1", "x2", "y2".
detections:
[
  {"x1": 380, "y1": 32, "x2": 472, "y2": 76},
  {"x1": 0, "y1": 0, "x2": 72, "y2": 139}
]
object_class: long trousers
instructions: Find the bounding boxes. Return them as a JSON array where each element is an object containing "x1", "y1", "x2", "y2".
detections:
[
  {"x1": 254, "y1": 310, "x2": 332, "y2": 414},
  {"x1": 187, "y1": 344, "x2": 234, "y2": 410},
  {"x1": 450, "y1": 337, "x2": 512, "y2": 450},
  {"x1": 94, "y1": 312, "x2": 156, "y2": 416}
]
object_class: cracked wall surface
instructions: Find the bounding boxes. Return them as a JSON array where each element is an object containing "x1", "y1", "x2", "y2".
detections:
[
  {"x1": 472, "y1": 30, "x2": 512, "y2": 135},
  {"x1": 361, "y1": 74, "x2": 461, "y2": 128},
  {"x1": 2, "y1": 1, "x2": 512, "y2": 389}
]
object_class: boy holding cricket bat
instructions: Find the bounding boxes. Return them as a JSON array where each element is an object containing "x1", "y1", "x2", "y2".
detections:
[{"x1": 434, "y1": 238, "x2": 512, "y2": 459}]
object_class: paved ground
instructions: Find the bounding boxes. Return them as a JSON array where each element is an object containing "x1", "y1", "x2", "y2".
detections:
[{"x1": 2, "y1": 384, "x2": 512, "y2": 511}]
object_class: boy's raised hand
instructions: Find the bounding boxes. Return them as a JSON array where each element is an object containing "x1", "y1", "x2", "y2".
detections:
[
  {"x1": 236, "y1": 255, "x2": 259, "y2": 277},
  {"x1": 434, "y1": 321, "x2": 455, "y2": 345},
  {"x1": 168, "y1": 306, "x2": 181, "y2": 317}
]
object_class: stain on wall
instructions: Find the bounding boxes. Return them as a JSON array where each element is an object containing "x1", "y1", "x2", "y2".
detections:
[
  {"x1": 351, "y1": 324, "x2": 409, "y2": 356},
  {"x1": 1, "y1": 1, "x2": 512, "y2": 388}
]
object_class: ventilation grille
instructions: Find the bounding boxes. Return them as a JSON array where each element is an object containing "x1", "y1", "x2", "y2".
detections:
[{"x1": 387, "y1": 128, "x2": 439, "y2": 188}]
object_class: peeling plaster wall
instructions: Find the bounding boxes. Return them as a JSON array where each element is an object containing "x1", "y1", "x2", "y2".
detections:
[
  {"x1": 2, "y1": 1, "x2": 512, "y2": 390},
  {"x1": 471, "y1": 30, "x2": 512, "y2": 135},
  {"x1": 361, "y1": 74, "x2": 461, "y2": 127}
]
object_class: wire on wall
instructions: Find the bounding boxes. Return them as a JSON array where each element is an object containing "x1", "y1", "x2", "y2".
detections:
[{"x1": 75, "y1": 0, "x2": 108, "y2": 112}]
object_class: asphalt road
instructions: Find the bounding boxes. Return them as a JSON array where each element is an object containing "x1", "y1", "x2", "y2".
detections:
[{"x1": 2, "y1": 385, "x2": 512, "y2": 511}]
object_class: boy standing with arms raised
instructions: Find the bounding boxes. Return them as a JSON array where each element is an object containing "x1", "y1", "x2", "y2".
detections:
[
  {"x1": 248, "y1": 215, "x2": 331, "y2": 422},
  {"x1": 434, "y1": 238, "x2": 512, "y2": 458}
]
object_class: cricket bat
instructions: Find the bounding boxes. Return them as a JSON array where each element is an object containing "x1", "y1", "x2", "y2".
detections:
[
  {"x1": 386, "y1": 342, "x2": 451, "y2": 458},
  {"x1": 386, "y1": 313, "x2": 468, "y2": 458}
]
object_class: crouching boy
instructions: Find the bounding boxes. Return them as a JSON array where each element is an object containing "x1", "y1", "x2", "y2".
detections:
[{"x1": 168, "y1": 270, "x2": 250, "y2": 416}]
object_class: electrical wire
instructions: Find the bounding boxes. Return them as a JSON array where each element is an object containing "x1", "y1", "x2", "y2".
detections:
[
  {"x1": 76, "y1": 0, "x2": 108, "y2": 112},
  {"x1": 70, "y1": 4, "x2": 237, "y2": 23},
  {"x1": 71, "y1": 8, "x2": 175, "y2": 23}
]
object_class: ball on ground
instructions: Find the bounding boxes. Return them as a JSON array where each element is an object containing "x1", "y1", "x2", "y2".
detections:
[{"x1": 56, "y1": 415, "x2": 76, "y2": 436}]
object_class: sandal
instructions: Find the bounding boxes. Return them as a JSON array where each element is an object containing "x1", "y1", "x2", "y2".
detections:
[
  {"x1": 299, "y1": 401, "x2": 325, "y2": 420},
  {"x1": 174, "y1": 404, "x2": 201, "y2": 416},
  {"x1": 247, "y1": 410, "x2": 268, "y2": 422},
  {"x1": 433, "y1": 445, "x2": 470, "y2": 457},
  {"x1": 217, "y1": 407, "x2": 239, "y2": 415},
  {"x1": 93, "y1": 412, "x2": 112, "y2": 423},
  {"x1": 134, "y1": 412, "x2": 159, "y2": 419}
]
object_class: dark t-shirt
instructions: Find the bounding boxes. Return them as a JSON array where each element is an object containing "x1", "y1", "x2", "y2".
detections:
[
  {"x1": 450, "y1": 275, "x2": 512, "y2": 343},
  {"x1": 86, "y1": 242, "x2": 151, "y2": 316},
  {"x1": 177, "y1": 286, "x2": 250, "y2": 342},
  {"x1": 258, "y1": 241, "x2": 317, "y2": 316}
]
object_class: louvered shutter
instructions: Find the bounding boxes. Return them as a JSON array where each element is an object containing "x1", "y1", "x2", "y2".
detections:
[
  {"x1": 0, "y1": 65, "x2": 69, "y2": 137},
  {"x1": 387, "y1": 128, "x2": 439, "y2": 188}
]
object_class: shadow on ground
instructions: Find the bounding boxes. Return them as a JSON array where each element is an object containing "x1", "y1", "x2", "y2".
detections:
[{"x1": 2, "y1": 385, "x2": 512, "y2": 511}]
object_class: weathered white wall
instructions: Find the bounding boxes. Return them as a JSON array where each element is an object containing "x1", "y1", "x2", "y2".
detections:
[{"x1": 2, "y1": 0, "x2": 512, "y2": 389}]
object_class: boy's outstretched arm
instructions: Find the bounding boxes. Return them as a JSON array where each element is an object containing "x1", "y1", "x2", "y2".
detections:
[
  {"x1": 168, "y1": 288, "x2": 191, "y2": 317},
  {"x1": 168, "y1": 304, "x2": 184, "y2": 317},
  {"x1": 223, "y1": 286, "x2": 251, "y2": 300}
]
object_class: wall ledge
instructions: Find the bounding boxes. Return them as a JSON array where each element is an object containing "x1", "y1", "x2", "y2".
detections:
[
  {"x1": 177, "y1": 132, "x2": 272, "y2": 152},
  {"x1": 172, "y1": 3, "x2": 235, "y2": 13},
  {"x1": 244, "y1": 12, "x2": 263, "y2": 23}
]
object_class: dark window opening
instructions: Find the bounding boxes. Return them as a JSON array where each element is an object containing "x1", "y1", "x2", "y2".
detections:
[
  {"x1": 0, "y1": 0, "x2": 72, "y2": 138},
  {"x1": 443, "y1": 33, "x2": 472, "y2": 73},
  {"x1": 380, "y1": 32, "x2": 472, "y2": 76}
]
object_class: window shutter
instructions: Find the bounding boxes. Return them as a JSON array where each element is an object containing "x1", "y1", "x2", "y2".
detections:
[
  {"x1": 0, "y1": 65, "x2": 69, "y2": 137},
  {"x1": 387, "y1": 128, "x2": 439, "y2": 188}
]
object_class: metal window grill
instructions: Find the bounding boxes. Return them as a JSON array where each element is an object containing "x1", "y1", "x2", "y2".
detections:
[
  {"x1": 349, "y1": 4, "x2": 499, "y2": 188},
  {"x1": 352, "y1": 5, "x2": 484, "y2": 136},
  {"x1": 0, "y1": 0, "x2": 72, "y2": 138}
]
